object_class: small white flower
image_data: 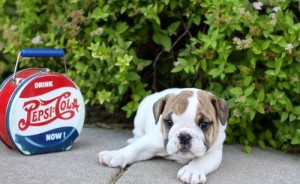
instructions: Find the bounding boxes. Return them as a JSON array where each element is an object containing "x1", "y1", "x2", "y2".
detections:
[
  {"x1": 244, "y1": 107, "x2": 251, "y2": 113},
  {"x1": 243, "y1": 38, "x2": 253, "y2": 49},
  {"x1": 233, "y1": 37, "x2": 242, "y2": 50},
  {"x1": 291, "y1": 76, "x2": 299, "y2": 83},
  {"x1": 173, "y1": 61, "x2": 179, "y2": 67},
  {"x1": 233, "y1": 37, "x2": 241, "y2": 45},
  {"x1": 233, "y1": 109, "x2": 241, "y2": 118},
  {"x1": 285, "y1": 43, "x2": 294, "y2": 54},
  {"x1": 236, "y1": 96, "x2": 246, "y2": 103},
  {"x1": 253, "y1": 2, "x2": 263, "y2": 10},
  {"x1": 269, "y1": 13, "x2": 276, "y2": 19},
  {"x1": 277, "y1": 93, "x2": 284, "y2": 99},
  {"x1": 268, "y1": 18, "x2": 277, "y2": 26},
  {"x1": 10, "y1": 25, "x2": 17, "y2": 31},
  {"x1": 31, "y1": 36, "x2": 43, "y2": 45},
  {"x1": 273, "y1": 7, "x2": 281, "y2": 12},
  {"x1": 90, "y1": 27, "x2": 104, "y2": 36},
  {"x1": 233, "y1": 37, "x2": 252, "y2": 50}
]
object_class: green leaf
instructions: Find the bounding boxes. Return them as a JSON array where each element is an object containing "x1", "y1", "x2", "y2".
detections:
[
  {"x1": 200, "y1": 59, "x2": 207, "y2": 72},
  {"x1": 171, "y1": 66, "x2": 182, "y2": 73},
  {"x1": 261, "y1": 40, "x2": 271, "y2": 50},
  {"x1": 256, "y1": 103, "x2": 265, "y2": 114},
  {"x1": 116, "y1": 22, "x2": 129, "y2": 33},
  {"x1": 285, "y1": 98, "x2": 293, "y2": 112},
  {"x1": 153, "y1": 32, "x2": 171, "y2": 51},
  {"x1": 270, "y1": 99, "x2": 276, "y2": 106},
  {"x1": 178, "y1": 58, "x2": 188, "y2": 66},
  {"x1": 289, "y1": 114, "x2": 296, "y2": 122},
  {"x1": 257, "y1": 89, "x2": 265, "y2": 102},
  {"x1": 167, "y1": 21, "x2": 180, "y2": 34},
  {"x1": 193, "y1": 15, "x2": 201, "y2": 25},
  {"x1": 258, "y1": 140, "x2": 266, "y2": 149},
  {"x1": 224, "y1": 63, "x2": 236, "y2": 73},
  {"x1": 266, "y1": 129, "x2": 273, "y2": 139},
  {"x1": 280, "y1": 112, "x2": 289, "y2": 122},
  {"x1": 274, "y1": 58, "x2": 283, "y2": 74},
  {"x1": 237, "y1": 65, "x2": 252, "y2": 75},
  {"x1": 291, "y1": 137, "x2": 300, "y2": 145},
  {"x1": 118, "y1": 84, "x2": 127, "y2": 95},
  {"x1": 246, "y1": 129, "x2": 255, "y2": 142},
  {"x1": 268, "y1": 139, "x2": 277, "y2": 148},
  {"x1": 230, "y1": 24, "x2": 242, "y2": 31},
  {"x1": 251, "y1": 41, "x2": 261, "y2": 54},
  {"x1": 90, "y1": 7, "x2": 109, "y2": 21},
  {"x1": 265, "y1": 70, "x2": 276, "y2": 76},
  {"x1": 229, "y1": 87, "x2": 243, "y2": 96},
  {"x1": 127, "y1": 72, "x2": 141, "y2": 81},
  {"x1": 291, "y1": 130, "x2": 300, "y2": 145},
  {"x1": 122, "y1": 101, "x2": 139, "y2": 118},
  {"x1": 243, "y1": 145, "x2": 252, "y2": 153},
  {"x1": 245, "y1": 85, "x2": 255, "y2": 96},
  {"x1": 250, "y1": 111, "x2": 256, "y2": 121},
  {"x1": 208, "y1": 68, "x2": 222, "y2": 78},
  {"x1": 243, "y1": 76, "x2": 252, "y2": 86},
  {"x1": 97, "y1": 90, "x2": 112, "y2": 104},
  {"x1": 292, "y1": 106, "x2": 300, "y2": 115}
]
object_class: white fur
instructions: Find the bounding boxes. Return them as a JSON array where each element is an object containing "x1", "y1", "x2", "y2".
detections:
[{"x1": 98, "y1": 88, "x2": 226, "y2": 184}]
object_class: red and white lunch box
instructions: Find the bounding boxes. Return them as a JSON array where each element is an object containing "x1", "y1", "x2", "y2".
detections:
[{"x1": 0, "y1": 48, "x2": 85, "y2": 155}]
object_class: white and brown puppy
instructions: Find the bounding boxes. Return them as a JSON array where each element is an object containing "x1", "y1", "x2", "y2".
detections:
[{"x1": 98, "y1": 88, "x2": 229, "y2": 184}]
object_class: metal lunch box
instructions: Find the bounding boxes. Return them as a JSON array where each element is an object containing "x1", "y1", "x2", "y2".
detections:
[{"x1": 0, "y1": 48, "x2": 85, "y2": 155}]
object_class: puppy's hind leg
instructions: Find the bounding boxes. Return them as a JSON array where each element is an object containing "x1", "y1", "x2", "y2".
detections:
[
  {"x1": 126, "y1": 105, "x2": 147, "y2": 144},
  {"x1": 126, "y1": 127, "x2": 144, "y2": 144}
]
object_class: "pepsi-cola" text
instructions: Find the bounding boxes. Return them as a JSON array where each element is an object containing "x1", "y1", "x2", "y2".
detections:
[{"x1": 18, "y1": 92, "x2": 79, "y2": 131}]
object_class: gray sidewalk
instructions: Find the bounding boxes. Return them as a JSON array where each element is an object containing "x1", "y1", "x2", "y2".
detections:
[{"x1": 0, "y1": 128, "x2": 299, "y2": 184}]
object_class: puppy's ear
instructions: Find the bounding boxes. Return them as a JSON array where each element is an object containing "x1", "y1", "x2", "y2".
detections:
[
  {"x1": 153, "y1": 95, "x2": 168, "y2": 124},
  {"x1": 211, "y1": 97, "x2": 229, "y2": 125}
]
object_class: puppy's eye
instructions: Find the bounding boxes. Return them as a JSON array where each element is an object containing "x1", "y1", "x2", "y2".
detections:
[
  {"x1": 199, "y1": 122, "x2": 209, "y2": 131},
  {"x1": 164, "y1": 118, "x2": 173, "y2": 128}
]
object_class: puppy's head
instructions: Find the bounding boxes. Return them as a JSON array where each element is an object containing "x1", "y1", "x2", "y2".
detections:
[{"x1": 153, "y1": 90, "x2": 228, "y2": 159}]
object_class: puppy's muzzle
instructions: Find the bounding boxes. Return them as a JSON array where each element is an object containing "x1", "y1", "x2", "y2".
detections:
[{"x1": 178, "y1": 133, "x2": 192, "y2": 152}]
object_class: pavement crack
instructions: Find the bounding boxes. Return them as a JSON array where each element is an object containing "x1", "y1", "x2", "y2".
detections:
[{"x1": 109, "y1": 167, "x2": 128, "y2": 184}]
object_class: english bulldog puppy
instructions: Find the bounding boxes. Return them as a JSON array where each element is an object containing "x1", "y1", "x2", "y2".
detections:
[{"x1": 98, "y1": 88, "x2": 229, "y2": 184}]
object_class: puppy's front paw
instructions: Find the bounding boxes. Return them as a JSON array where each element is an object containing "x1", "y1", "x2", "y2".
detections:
[
  {"x1": 98, "y1": 150, "x2": 127, "y2": 168},
  {"x1": 177, "y1": 165, "x2": 206, "y2": 184}
]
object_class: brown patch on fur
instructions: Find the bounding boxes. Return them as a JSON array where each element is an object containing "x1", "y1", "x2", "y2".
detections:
[
  {"x1": 196, "y1": 91, "x2": 228, "y2": 149},
  {"x1": 162, "y1": 91, "x2": 193, "y2": 116},
  {"x1": 153, "y1": 91, "x2": 193, "y2": 147},
  {"x1": 160, "y1": 119, "x2": 169, "y2": 148},
  {"x1": 153, "y1": 96, "x2": 168, "y2": 124}
]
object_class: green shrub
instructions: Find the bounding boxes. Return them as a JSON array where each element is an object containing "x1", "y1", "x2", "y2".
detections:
[{"x1": 0, "y1": 0, "x2": 299, "y2": 152}]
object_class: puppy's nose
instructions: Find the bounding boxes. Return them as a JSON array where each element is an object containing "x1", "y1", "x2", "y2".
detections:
[{"x1": 178, "y1": 133, "x2": 192, "y2": 145}]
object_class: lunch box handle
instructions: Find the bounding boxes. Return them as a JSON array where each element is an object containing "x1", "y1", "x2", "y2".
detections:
[
  {"x1": 13, "y1": 48, "x2": 66, "y2": 83},
  {"x1": 20, "y1": 48, "x2": 65, "y2": 57}
]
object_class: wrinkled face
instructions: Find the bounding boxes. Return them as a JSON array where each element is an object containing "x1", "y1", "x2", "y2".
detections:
[{"x1": 153, "y1": 90, "x2": 228, "y2": 159}]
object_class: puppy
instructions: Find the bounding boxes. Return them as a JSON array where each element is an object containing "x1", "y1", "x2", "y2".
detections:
[{"x1": 98, "y1": 88, "x2": 229, "y2": 184}]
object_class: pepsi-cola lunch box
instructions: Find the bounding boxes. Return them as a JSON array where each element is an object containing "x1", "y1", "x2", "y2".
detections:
[{"x1": 0, "y1": 48, "x2": 85, "y2": 155}]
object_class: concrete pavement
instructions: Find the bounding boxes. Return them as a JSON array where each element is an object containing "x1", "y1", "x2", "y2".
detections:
[{"x1": 0, "y1": 128, "x2": 299, "y2": 184}]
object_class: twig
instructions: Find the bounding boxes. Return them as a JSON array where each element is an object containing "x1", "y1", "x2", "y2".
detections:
[{"x1": 152, "y1": 24, "x2": 191, "y2": 91}]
